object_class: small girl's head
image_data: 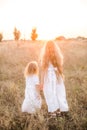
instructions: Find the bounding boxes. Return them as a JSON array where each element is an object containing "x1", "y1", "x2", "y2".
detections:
[
  {"x1": 24, "y1": 61, "x2": 39, "y2": 77},
  {"x1": 41, "y1": 40, "x2": 63, "y2": 74}
]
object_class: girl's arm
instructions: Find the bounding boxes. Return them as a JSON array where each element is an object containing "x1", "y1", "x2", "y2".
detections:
[
  {"x1": 36, "y1": 84, "x2": 40, "y2": 94},
  {"x1": 41, "y1": 69, "x2": 44, "y2": 87},
  {"x1": 35, "y1": 84, "x2": 42, "y2": 99}
]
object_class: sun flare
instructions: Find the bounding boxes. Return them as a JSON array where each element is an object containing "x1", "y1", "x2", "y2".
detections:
[{"x1": 0, "y1": 0, "x2": 87, "y2": 40}]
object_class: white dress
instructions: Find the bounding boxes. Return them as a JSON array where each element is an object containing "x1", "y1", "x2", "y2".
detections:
[
  {"x1": 43, "y1": 64, "x2": 69, "y2": 112},
  {"x1": 22, "y1": 75, "x2": 42, "y2": 113}
]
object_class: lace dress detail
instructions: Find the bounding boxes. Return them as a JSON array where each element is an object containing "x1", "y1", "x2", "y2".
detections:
[
  {"x1": 43, "y1": 64, "x2": 69, "y2": 112},
  {"x1": 22, "y1": 75, "x2": 42, "y2": 113}
]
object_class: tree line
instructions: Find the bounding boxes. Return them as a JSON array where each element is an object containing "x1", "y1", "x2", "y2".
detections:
[{"x1": 0, "y1": 27, "x2": 38, "y2": 42}]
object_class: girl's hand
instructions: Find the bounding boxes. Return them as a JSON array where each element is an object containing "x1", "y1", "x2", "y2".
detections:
[
  {"x1": 36, "y1": 84, "x2": 43, "y2": 91},
  {"x1": 40, "y1": 84, "x2": 43, "y2": 90}
]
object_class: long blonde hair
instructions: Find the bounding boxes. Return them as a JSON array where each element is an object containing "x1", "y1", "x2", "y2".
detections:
[
  {"x1": 41, "y1": 40, "x2": 63, "y2": 78},
  {"x1": 24, "y1": 61, "x2": 39, "y2": 77}
]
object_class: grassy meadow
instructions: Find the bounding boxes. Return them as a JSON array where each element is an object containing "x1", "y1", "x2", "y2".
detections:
[{"x1": 0, "y1": 39, "x2": 87, "y2": 130}]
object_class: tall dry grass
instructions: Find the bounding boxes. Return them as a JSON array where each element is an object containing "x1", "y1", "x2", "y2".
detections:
[{"x1": 0, "y1": 40, "x2": 87, "y2": 130}]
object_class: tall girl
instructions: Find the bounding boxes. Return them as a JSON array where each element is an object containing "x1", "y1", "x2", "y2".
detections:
[{"x1": 40, "y1": 40, "x2": 69, "y2": 115}]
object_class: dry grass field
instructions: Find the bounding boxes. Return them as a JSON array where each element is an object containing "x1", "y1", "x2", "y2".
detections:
[{"x1": 0, "y1": 39, "x2": 87, "y2": 130}]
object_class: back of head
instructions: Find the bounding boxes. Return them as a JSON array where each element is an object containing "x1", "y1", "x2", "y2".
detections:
[
  {"x1": 24, "y1": 61, "x2": 38, "y2": 77},
  {"x1": 45, "y1": 40, "x2": 55, "y2": 56},
  {"x1": 41, "y1": 40, "x2": 63, "y2": 74}
]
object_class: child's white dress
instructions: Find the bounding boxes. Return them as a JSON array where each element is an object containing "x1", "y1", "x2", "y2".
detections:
[
  {"x1": 22, "y1": 75, "x2": 42, "y2": 113},
  {"x1": 43, "y1": 64, "x2": 69, "y2": 112}
]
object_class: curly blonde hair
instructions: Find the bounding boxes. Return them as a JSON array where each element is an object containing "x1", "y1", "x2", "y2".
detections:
[
  {"x1": 41, "y1": 40, "x2": 63, "y2": 77},
  {"x1": 24, "y1": 61, "x2": 39, "y2": 77}
]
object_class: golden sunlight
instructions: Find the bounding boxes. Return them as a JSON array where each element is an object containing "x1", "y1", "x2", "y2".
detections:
[{"x1": 0, "y1": 0, "x2": 87, "y2": 40}]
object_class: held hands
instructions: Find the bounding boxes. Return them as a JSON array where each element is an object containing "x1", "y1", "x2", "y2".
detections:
[
  {"x1": 40, "y1": 84, "x2": 43, "y2": 90},
  {"x1": 36, "y1": 84, "x2": 43, "y2": 91}
]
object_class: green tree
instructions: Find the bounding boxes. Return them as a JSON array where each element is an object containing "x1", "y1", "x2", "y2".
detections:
[
  {"x1": 0, "y1": 33, "x2": 3, "y2": 42},
  {"x1": 31, "y1": 28, "x2": 38, "y2": 41},
  {"x1": 13, "y1": 27, "x2": 21, "y2": 40}
]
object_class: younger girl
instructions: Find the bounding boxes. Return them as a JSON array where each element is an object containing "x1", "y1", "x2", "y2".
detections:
[
  {"x1": 21, "y1": 61, "x2": 42, "y2": 113},
  {"x1": 40, "y1": 40, "x2": 69, "y2": 116}
]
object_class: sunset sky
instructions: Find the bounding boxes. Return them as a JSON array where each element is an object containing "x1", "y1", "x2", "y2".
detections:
[{"x1": 0, "y1": 0, "x2": 87, "y2": 40}]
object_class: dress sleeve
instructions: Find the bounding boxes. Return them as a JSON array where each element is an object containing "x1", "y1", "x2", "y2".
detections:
[
  {"x1": 35, "y1": 75, "x2": 39, "y2": 85},
  {"x1": 24, "y1": 77, "x2": 31, "y2": 98}
]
